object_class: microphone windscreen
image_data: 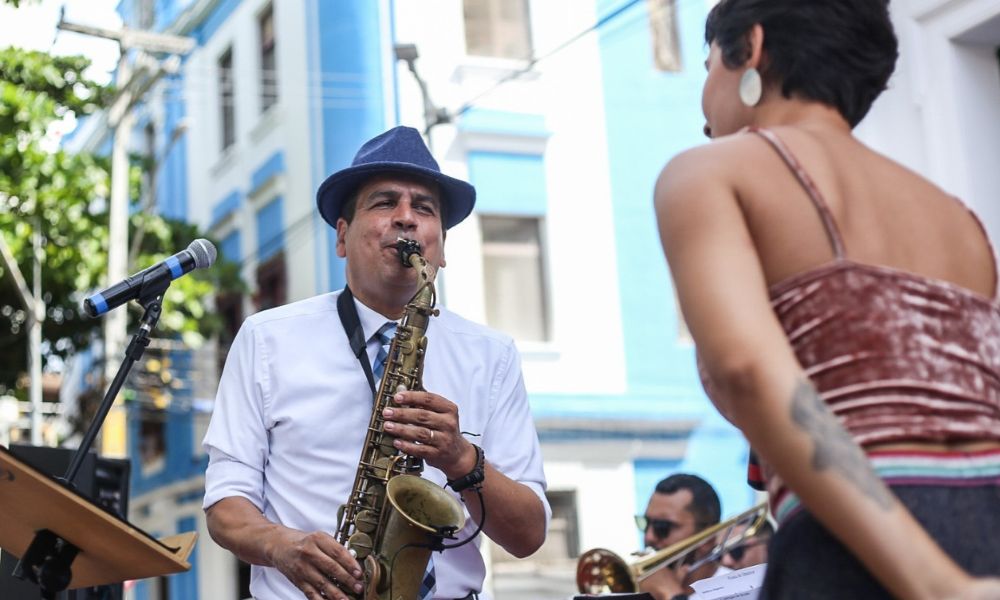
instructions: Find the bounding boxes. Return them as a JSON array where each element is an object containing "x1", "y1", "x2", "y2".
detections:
[{"x1": 188, "y1": 239, "x2": 218, "y2": 269}]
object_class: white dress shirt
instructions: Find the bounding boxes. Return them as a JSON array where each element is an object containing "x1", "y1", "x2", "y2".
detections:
[{"x1": 203, "y1": 291, "x2": 550, "y2": 599}]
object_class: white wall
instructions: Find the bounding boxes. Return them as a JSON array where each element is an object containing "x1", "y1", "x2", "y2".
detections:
[
  {"x1": 182, "y1": 0, "x2": 321, "y2": 302},
  {"x1": 859, "y1": 0, "x2": 1000, "y2": 241},
  {"x1": 393, "y1": 0, "x2": 628, "y2": 398}
]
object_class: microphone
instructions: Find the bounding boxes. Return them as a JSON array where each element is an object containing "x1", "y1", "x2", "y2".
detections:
[{"x1": 83, "y1": 239, "x2": 218, "y2": 317}]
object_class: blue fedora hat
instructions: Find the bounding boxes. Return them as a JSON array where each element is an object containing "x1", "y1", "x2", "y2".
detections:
[{"x1": 316, "y1": 126, "x2": 476, "y2": 230}]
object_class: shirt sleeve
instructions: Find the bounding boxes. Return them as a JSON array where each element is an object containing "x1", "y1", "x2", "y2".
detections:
[
  {"x1": 202, "y1": 320, "x2": 271, "y2": 511},
  {"x1": 482, "y1": 339, "x2": 552, "y2": 528}
]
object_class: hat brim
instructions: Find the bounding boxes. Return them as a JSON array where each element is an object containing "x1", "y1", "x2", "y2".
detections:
[{"x1": 316, "y1": 161, "x2": 476, "y2": 230}]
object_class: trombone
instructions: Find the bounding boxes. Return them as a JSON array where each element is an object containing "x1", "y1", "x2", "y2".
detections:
[{"x1": 576, "y1": 502, "x2": 769, "y2": 594}]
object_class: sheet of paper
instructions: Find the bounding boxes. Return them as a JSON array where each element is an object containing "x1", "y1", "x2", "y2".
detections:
[{"x1": 690, "y1": 563, "x2": 767, "y2": 600}]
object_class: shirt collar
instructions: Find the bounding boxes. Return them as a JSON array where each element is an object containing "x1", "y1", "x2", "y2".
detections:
[{"x1": 352, "y1": 295, "x2": 398, "y2": 342}]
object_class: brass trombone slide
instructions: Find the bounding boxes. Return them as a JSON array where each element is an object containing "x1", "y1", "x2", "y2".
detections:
[{"x1": 576, "y1": 502, "x2": 769, "y2": 594}]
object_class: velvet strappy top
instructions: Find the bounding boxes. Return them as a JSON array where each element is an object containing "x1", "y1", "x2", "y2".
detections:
[{"x1": 697, "y1": 128, "x2": 1000, "y2": 508}]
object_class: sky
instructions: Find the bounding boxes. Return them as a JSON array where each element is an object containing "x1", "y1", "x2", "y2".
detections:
[{"x1": 0, "y1": 0, "x2": 123, "y2": 84}]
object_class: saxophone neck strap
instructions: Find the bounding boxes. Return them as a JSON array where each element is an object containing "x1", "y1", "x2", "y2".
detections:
[{"x1": 337, "y1": 285, "x2": 378, "y2": 396}]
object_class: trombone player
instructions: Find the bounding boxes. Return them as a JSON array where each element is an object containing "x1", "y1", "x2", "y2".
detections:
[{"x1": 636, "y1": 474, "x2": 722, "y2": 600}]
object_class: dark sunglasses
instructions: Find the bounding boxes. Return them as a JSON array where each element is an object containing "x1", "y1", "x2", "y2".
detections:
[
  {"x1": 634, "y1": 515, "x2": 679, "y2": 539},
  {"x1": 723, "y1": 538, "x2": 768, "y2": 562}
]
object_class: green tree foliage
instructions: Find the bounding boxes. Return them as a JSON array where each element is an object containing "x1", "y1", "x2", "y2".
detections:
[{"x1": 0, "y1": 46, "x2": 243, "y2": 396}]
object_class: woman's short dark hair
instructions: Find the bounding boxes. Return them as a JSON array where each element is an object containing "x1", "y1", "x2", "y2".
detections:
[{"x1": 705, "y1": 0, "x2": 898, "y2": 127}]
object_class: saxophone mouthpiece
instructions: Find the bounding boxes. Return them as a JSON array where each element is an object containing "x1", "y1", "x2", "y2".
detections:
[{"x1": 396, "y1": 238, "x2": 422, "y2": 268}]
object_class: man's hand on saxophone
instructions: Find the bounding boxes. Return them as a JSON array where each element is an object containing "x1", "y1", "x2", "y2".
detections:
[
  {"x1": 382, "y1": 390, "x2": 478, "y2": 479},
  {"x1": 205, "y1": 497, "x2": 363, "y2": 600},
  {"x1": 266, "y1": 527, "x2": 362, "y2": 600}
]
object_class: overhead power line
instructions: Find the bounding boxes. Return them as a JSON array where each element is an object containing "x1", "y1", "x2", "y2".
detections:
[{"x1": 452, "y1": 0, "x2": 645, "y2": 119}]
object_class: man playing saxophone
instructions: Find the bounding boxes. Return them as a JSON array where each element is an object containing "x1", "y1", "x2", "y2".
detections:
[{"x1": 201, "y1": 126, "x2": 550, "y2": 600}]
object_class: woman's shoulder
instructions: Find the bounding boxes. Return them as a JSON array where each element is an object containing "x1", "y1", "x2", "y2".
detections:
[
  {"x1": 655, "y1": 131, "x2": 766, "y2": 205},
  {"x1": 661, "y1": 129, "x2": 772, "y2": 176}
]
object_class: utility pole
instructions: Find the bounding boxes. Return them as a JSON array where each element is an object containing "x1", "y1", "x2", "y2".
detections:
[
  {"x1": 103, "y1": 48, "x2": 132, "y2": 457},
  {"x1": 56, "y1": 15, "x2": 194, "y2": 456}
]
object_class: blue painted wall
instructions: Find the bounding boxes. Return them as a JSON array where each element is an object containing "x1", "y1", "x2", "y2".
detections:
[
  {"x1": 194, "y1": 0, "x2": 243, "y2": 45},
  {"x1": 211, "y1": 189, "x2": 243, "y2": 228},
  {"x1": 250, "y1": 150, "x2": 286, "y2": 195},
  {"x1": 592, "y1": 0, "x2": 754, "y2": 511},
  {"x1": 468, "y1": 151, "x2": 547, "y2": 216},
  {"x1": 313, "y1": 1, "x2": 389, "y2": 292},
  {"x1": 160, "y1": 73, "x2": 189, "y2": 221},
  {"x1": 220, "y1": 229, "x2": 242, "y2": 263},
  {"x1": 597, "y1": 0, "x2": 708, "y2": 397},
  {"x1": 256, "y1": 196, "x2": 285, "y2": 262}
]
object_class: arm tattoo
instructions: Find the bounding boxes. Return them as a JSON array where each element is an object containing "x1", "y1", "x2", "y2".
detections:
[{"x1": 789, "y1": 378, "x2": 895, "y2": 510}]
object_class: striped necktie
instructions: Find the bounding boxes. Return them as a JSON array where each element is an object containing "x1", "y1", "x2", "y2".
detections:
[
  {"x1": 372, "y1": 322, "x2": 396, "y2": 380},
  {"x1": 372, "y1": 322, "x2": 435, "y2": 598},
  {"x1": 418, "y1": 560, "x2": 436, "y2": 600}
]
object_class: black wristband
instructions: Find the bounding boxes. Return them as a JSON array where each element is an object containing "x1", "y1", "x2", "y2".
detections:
[
  {"x1": 669, "y1": 595, "x2": 689, "y2": 600},
  {"x1": 447, "y1": 444, "x2": 485, "y2": 492}
]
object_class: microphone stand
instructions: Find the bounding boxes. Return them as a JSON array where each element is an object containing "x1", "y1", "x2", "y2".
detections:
[{"x1": 13, "y1": 292, "x2": 165, "y2": 599}]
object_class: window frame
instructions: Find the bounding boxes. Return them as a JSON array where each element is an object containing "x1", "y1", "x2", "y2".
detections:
[
  {"x1": 258, "y1": 4, "x2": 278, "y2": 113},
  {"x1": 218, "y1": 47, "x2": 236, "y2": 151},
  {"x1": 479, "y1": 213, "x2": 552, "y2": 343}
]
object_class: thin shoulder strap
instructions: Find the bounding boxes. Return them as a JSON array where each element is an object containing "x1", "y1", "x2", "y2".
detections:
[
  {"x1": 952, "y1": 198, "x2": 1000, "y2": 301},
  {"x1": 749, "y1": 127, "x2": 847, "y2": 259}
]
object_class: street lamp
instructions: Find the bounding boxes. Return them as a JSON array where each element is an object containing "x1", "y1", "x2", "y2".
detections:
[{"x1": 393, "y1": 43, "x2": 451, "y2": 136}]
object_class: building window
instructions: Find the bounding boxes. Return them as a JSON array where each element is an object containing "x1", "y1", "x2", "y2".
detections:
[
  {"x1": 463, "y1": 0, "x2": 533, "y2": 60},
  {"x1": 648, "y1": 0, "x2": 682, "y2": 72},
  {"x1": 547, "y1": 490, "x2": 580, "y2": 559},
  {"x1": 259, "y1": 5, "x2": 277, "y2": 112},
  {"x1": 219, "y1": 47, "x2": 236, "y2": 150},
  {"x1": 216, "y1": 292, "x2": 243, "y2": 371},
  {"x1": 216, "y1": 230, "x2": 244, "y2": 369},
  {"x1": 255, "y1": 252, "x2": 287, "y2": 312},
  {"x1": 480, "y1": 215, "x2": 549, "y2": 342}
]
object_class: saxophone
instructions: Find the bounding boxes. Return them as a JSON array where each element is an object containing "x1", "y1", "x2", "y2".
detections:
[{"x1": 336, "y1": 238, "x2": 466, "y2": 600}]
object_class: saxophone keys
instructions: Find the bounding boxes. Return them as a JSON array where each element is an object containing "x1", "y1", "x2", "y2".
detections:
[
  {"x1": 348, "y1": 532, "x2": 373, "y2": 559},
  {"x1": 355, "y1": 509, "x2": 379, "y2": 534}
]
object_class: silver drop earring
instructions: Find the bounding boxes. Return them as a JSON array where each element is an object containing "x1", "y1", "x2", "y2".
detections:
[{"x1": 739, "y1": 67, "x2": 763, "y2": 107}]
